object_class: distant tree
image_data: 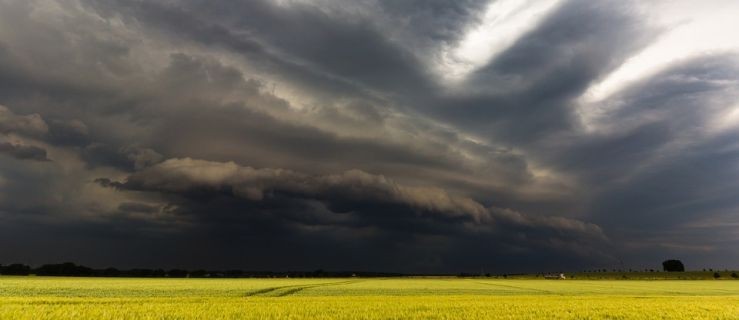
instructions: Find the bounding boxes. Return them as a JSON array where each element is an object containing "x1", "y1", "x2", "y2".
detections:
[
  {"x1": 167, "y1": 269, "x2": 188, "y2": 278},
  {"x1": 36, "y1": 262, "x2": 93, "y2": 276},
  {"x1": 731, "y1": 272, "x2": 738, "y2": 279},
  {"x1": 128, "y1": 269, "x2": 154, "y2": 277},
  {"x1": 662, "y1": 260, "x2": 685, "y2": 272},
  {"x1": 1, "y1": 263, "x2": 31, "y2": 275},
  {"x1": 225, "y1": 270, "x2": 244, "y2": 278},
  {"x1": 190, "y1": 269, "x2": 207, "y2": 278},
  {"x1": 102, "y1": 268, "x2": 120, "y2": 277},
  {"x1": 713, "y1": 272, "x2": 721, "y2": 279}
]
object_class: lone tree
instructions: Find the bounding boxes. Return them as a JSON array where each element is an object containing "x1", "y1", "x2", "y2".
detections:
[{"x1": 662, "y1": 259, "x2": 685, "y2": 272}]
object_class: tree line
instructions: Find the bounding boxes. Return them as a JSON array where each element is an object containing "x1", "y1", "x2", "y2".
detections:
[
  {"x1": 0, "y1": 262, "x2": 402, "y2": 278},
  {"x1": 2, "y1": 260, "x2": 737, "y2": 278}
]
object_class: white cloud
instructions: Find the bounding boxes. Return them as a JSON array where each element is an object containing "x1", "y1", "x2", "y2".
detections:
[
  {"x1": 439, "y1": 0, "x2": 563, "y2": 82},
  {"x1": 580, "y1": 0, "x2": 739, "y2": 104}
]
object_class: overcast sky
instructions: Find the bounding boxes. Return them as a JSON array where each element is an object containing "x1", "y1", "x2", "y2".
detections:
[{"x1": 1, "y1": 0, "x2": 738, "y2": 273}]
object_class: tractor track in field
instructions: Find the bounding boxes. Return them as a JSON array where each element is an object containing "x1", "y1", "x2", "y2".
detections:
[
  {"x1": 470, "y1": 280, "x2": 553, "y2": 294},
  {"x1": 245, "y1": 280, "x2": 362, "y2": 298},
  {"x1": 244, "y1": 286, "x2": 295, "y2": 297}
]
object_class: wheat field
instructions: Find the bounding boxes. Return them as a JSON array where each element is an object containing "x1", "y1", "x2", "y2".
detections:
[{"x1": 1, "y1": 277, "x2": 738, "y2": 319}]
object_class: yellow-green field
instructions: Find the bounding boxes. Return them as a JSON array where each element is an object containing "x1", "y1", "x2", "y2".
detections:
[{"x1": 1, "y1": 277, "x2": 738, "y2": 319}]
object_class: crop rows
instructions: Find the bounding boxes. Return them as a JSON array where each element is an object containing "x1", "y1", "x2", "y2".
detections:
[{"x1": 1, "y1": 277, "x2": 737, "y2": 319}]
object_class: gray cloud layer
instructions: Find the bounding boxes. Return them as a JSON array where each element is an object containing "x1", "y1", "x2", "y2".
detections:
[{"x1": 0, "y1": 0, "x2": 737, "y2": 272}]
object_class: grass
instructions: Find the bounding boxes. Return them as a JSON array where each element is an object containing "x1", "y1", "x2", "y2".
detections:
[{"x1": 1, "y1": 276, "x2": 738, "y2": 319}]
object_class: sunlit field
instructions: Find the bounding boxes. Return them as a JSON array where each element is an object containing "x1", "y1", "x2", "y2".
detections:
[{"x1": 1, "y1": 277, "x2": 738, "y2": 319}]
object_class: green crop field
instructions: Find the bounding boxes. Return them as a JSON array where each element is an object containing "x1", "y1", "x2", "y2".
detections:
[{"x1": 1, "y1": 277, "x2": 738, "y2": 319}]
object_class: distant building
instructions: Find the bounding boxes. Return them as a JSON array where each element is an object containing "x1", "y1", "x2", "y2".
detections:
[{"x1": 544, "y1": 273, "x2": 566, "y2": 280}]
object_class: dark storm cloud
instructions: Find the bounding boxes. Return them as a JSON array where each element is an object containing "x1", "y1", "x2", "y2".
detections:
[
  {"x1": 80, "y1": 0, "x2": 386, "y2": 103},
  {"x1": 81, "y1": 143, "x2": 162, "y2": 171},
  {"x1": 97, "y1": 157, "x2": 603, "y2": 235},
  {"x1": 0, "y1": 142, "x2": 49, "y2": 161},
  {"x1": 0, "y1": 105, "x2": 50, "y2": 161},
  {"x1": 0, "y1": 105, "x2": 48, "y2": 138},
  {"x1": 46, "y1": 119, "x2": 90, "y2": 146},
  {"x1": 551, "y1": 54, "x2": 739, "y2": 183},
  {"x1": 93, "y1": 157, "x2": 609, "y2": 271},
  {"x1": 95, "y1": 53, "x2": 471, "y2": 176},
  {"x1": 375, "y1": 0, "x2": 489, "y2": 43},
  {"x1": 428, "y1": 0, "x2": 657, "y2": 144},
  {"x1": 556, "y1": 55, "x2": 739, "y2": 255},
  {"x1": 166, "y1": 0, "x2": 436, "y2": 94},
  {"x1": 0, "y1": 0, "x2": 737, "y2": 272}
]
